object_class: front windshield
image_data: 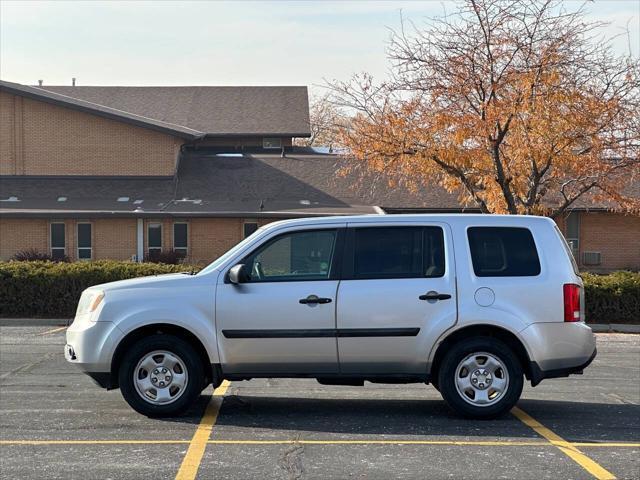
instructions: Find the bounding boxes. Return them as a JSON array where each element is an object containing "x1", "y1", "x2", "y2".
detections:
[{"x1": 197, "y1": 226, "x2": 266, "y2": 275}]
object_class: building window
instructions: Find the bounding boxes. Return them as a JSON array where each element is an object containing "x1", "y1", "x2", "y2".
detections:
[
  {"x1": 263, "y1": 138, "x2": 282, "y2": 149},
  {"x1": 50, "y1": 223, "x2": 66, "y2": 260},
  {"x1": 565, "y1": 212, "x2": 580, "y2": 262},
  {"x1": 243, "y1": 221, "x2": 259, "y2": 239},
  {"x1": 173, "y1": 222, "x2": 188, "y2": 257},
  {"x1": 148, "y1": 223, "x2": 162, "y2": 257},
  {"x1": 77, "y1": 223, "x2": 92, "y2": 260}
]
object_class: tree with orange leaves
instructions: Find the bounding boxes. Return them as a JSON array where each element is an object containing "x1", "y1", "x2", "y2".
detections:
[{"x1": 329, "y1": 0, "x2": 639, "y2": 217}]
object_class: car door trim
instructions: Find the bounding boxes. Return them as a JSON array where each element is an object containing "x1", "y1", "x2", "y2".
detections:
[{"x1": 221, "y1": 327, "x2": 420, "y2": 339}]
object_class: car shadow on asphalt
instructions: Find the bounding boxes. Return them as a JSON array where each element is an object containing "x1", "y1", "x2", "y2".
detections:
[{"x1": 178, "y1": 395, "x2": 639, "y2": 442}]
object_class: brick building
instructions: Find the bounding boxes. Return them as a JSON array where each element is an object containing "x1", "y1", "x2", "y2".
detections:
[{"x1": 0, "y1": 79, "x2": 638, "y2": 271}]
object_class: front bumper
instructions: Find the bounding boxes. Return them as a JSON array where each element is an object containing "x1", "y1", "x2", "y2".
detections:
[
  {"x1": 520, "y1": 321, "x2": 597, "y2": 386},
  {"x1": 64, "y1": 316, "x2": 122, "y2": 389}
]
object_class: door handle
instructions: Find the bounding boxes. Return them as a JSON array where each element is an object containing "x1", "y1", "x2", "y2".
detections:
[
  {"x1": 419, "y1": 292, "x2": 452, "y2": 301},
  {"x1": 299, "y1": 295, "x2": 332, "y2": 305}
]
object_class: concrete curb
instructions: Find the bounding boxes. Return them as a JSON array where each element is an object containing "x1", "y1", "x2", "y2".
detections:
[
  {"x1": 0, "y1": 319, "x2": 638, "y2": 332},
  {"x1": 589, "y1": 323, "x2": 640, "y2": 333},
  {"x1": 0, "y1": 318, "x2": 71, "y2": 327}
]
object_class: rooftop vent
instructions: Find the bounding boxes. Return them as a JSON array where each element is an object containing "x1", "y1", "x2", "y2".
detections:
[
  {"x1": 117, "y1": 197, "x2": 130, "y2": 202},
  {"x1": 57, "y1": 197, "x2": 67, "y2": 202},
  {"x1": 38, "y1": 80, "x2": 43, "y2": 86},
  {"x1": 0, "y1": 196, "x2": 19, "y2": 202},
  {"x1": 133, "y1": 199, "x2": 144, "y2": 205},
  {"x1": 175, "y1": 198, "x2": 202, "y2": 205}
]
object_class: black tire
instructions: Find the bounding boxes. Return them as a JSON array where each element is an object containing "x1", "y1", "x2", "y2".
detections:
[
  {"x1": 437, "y1": 336, "x2": 523, "y2": 419},
  {"x1": 118, "y1": 334, "x2": 204, "y2": 417}
]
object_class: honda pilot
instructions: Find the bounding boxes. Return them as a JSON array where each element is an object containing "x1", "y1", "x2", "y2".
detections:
[{"x1": 65, "y1": 214, "x2": 596, "y2": 418}]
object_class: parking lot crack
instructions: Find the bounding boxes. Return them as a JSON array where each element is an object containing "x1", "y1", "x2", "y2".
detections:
[
  {"x1": 0, "y1": 352, "x2": 58, "y2": 382},
  {"x1": 278, "y1": 439, "x2": 305, "y2": 480}
]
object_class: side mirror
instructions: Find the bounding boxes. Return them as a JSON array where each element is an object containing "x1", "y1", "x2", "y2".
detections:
[{"x1": 228, "y1": 264, "x2": 247, "y2": 284}]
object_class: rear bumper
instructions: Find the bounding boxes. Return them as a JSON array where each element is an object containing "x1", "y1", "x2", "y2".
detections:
[
  {"x1": 529, "y1": 347, "x2": 597, "y2": 386},
  {"x1": 520, "y1": 321, "x2": 597, "y2": 386}
]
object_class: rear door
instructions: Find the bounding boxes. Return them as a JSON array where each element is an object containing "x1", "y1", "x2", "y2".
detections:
[{"x1": 336, "y1": 222, "x2": 457, "y2": 374}]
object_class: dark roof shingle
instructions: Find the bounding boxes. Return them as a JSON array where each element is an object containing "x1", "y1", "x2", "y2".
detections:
[
  {"x1": 0, "y1": 151, "x2": 461, "y2": 217},
  {"x1": 37, "y1": 85, "x2": 311, "y2": 137},
  {"x1": 0, "y1": 80, "x2": 203, "y2": 139}
]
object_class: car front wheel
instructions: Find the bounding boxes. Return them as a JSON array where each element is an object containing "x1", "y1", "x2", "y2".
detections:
[
  {"x1": 119, "y1": 334, "x2": 204, "y2": 417},
  {"x1": 438, "y1": 336, "x2": 523, "y2": 419}
]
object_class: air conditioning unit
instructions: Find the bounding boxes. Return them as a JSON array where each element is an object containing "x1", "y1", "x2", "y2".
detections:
[{"x1": 582, "y1": 251, "x2": 601, "y2": 266}]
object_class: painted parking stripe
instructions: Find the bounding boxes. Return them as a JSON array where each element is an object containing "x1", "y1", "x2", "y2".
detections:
[
  {"x1": 36, "y1": 326, "x2": 67, "y2": 336},
  {"x1": 174, "y1": 380, "x2": 230, "y2": 480},
  {"x1": 512, "y1": 407, "x2": 617, "y2": 480},
  {"x1": 1, "y1": 439, "x2": 637, "y2": 447}
]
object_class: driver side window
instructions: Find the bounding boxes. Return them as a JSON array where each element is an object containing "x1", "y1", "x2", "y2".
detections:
[{"x1": 244, "y1": 230, "x2": 337, "y2": 282}]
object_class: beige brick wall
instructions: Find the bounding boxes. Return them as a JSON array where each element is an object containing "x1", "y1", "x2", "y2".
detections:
[
  {"x1": 0, "y1": 218, "x2": 137, "y2": 261},
  {"x1": 0, "y1": 218, "x2": 49, "y2": 259},
  {"x1": 187, "y1": 217, "x2": 278, "y2": 264},
  {"x1": 556, "y1": 212, "x2": 640, "y2": 272},
  {"x1": 2, "y1": 214, "x2": 636, "y2": 272},
  {"x1": 0, "y1": 91, "x2": 182, "y2": 176},
  {"x1": 0, "y1": 216, "x2": 276, "y2": 263},
  {"x1": 579, "y1": 212, "x2": 640, "y2": 272},
  {"x1": 188, "y1": 218, "x2": 244, "y2": 264},
  {"x1": 93, "y1": 219, "x2": 138, "y2": 260},
  {"x1": 0, "y1": 93, "x2": 18, "y2": 175}
]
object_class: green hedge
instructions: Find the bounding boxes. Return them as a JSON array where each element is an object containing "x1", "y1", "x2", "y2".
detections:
[
  {"x1": 0, "y1": 261, "x2": 638, "y2": 323},
  {"x1": 0, "y1": 261, "x2": 200, "y2": 318},
  {"x1": 582, "y1": 271, "x2": 640, "y2": 325}
]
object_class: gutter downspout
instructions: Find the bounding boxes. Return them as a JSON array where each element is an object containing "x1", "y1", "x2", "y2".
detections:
[{"x1": 136, "y1": 218, "x2": 144, "y2": 262}]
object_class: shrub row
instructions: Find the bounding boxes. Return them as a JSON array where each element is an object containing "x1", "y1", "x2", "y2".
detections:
[
  {"x1": 0, "y1": 261, "x2": 638, "y2": 323},
  {"x1": 581, "y1": 271, "x2": 640, "y2": 325},
  {"x1": 0, "y1": 261, "x2": 201, "y2": 318}
]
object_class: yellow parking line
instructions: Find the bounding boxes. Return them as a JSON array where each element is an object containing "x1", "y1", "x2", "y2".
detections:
[
  {"x1": 208, "y1": 439, "x2": 550, "y2": 446},
  {"x1": 1, "y1": 439, "x2": 637, "y2": 447},
  {"x1": 174, "y1": 380, "x2": 230, "y2": 480},
  {"x1": 0, "y1": 440, "x2": 190, "y2": 445},
  {"x1": 512, "y1": 407, "x2": 617, "y2": 480},
  {"x1": 37, "y1": 326, "x2": 67, "y2": 336},
  {"x1": 573, "y1": 443, "x2": 640, "y2": 448}
]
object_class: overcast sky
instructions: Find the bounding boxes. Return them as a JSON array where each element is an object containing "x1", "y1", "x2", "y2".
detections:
[{"x1": 1, "y1": 1, "x2": 638, "y2": 93}]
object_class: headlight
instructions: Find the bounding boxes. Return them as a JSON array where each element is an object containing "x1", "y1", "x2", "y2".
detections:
[{"x1": 76, "y1": 290, "x2": 105, "y2": 316}]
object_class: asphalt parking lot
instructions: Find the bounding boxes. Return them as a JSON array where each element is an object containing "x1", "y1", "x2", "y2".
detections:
[{"x1": 0, "y1": 326, "x2": 638, "y2": 480}]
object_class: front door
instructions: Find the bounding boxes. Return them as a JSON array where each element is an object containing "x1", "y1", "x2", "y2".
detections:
[
  {"x1": 336, "y1": 222, "x2": 457, "y2": 374},
  {"x1": 216, "y1": 227, "x2": 344, "y2": 374}
]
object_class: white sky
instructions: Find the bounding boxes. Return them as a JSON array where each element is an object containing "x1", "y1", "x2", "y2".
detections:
[{"x1": 1, "y1": 1, "x2": 638, "y2": 94}]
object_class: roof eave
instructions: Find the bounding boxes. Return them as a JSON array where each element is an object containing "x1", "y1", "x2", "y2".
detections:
[
  {"x1": 200, "y1": 132, "x2": 312, "y2": 138},
  {"x1": 0, "y1": 81, "x2": 203, "y2": 140}
]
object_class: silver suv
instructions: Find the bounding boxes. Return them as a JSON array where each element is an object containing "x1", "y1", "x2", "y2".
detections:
[{"x1": 65, "y1": 214, "x2": 596, "y2": 418}]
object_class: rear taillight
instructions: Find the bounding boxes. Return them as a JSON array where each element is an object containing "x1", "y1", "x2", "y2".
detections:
[{"x1": 563, "y1": 283, "x2": 581, "y2": 322}]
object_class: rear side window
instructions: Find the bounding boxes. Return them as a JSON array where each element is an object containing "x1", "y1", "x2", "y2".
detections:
[
  {"x1": 352, "y1": 226, "x2": 445, "y2": 279},
  {"x1": 467, "y1": 227, "x2": 540, "y2": 277}
]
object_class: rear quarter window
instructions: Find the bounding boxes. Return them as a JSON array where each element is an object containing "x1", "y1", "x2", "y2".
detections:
[{"x1": 467, "y1": 227, "x2": 541, "y2": 277}]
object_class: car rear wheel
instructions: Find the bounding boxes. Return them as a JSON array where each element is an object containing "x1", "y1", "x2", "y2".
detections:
[
  {"x1": 438, "y1": 336, "x2": 523, "y2": 419},
  {"x1": 119, "y1": 334, "x2": 204, "y2": 417}
]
